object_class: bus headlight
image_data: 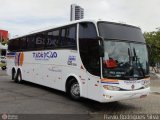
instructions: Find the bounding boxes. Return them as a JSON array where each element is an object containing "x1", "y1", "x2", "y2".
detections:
[{"x1": 103, "y1": 85, "x2": 120, "y2": 91}]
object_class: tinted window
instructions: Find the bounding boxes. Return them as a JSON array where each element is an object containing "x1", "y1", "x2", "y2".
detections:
[
  {"x1": 19, "y1": 37, "x2": 27, "y2": 50},
  {"x1": 98, "y1": 22, "x2": 145, "y2": 42},
  {"x1": 79, "y1": 22, "x2": 97, "y2": 39},
  {"x1": 60, "y1": 25, "x2": 77, "y2": 49},
  {"x1": 66, "y1": 26, "x2": 76, "y2": 46},
  {"x1": 10, "y1": 39, "x2": 19, "y2": 51},
  {"x1": 46, "y1": 30, "x2": 59, "y2": 48},
  {"x1": 27, "y1": 35, "x2": 35, "y2": 50},
  {"x1": 60, "y1": 28, "x2": 67, "y2": 46},
  {"x1": 35, "y1": 32, "x2": 45, "y2": 49},
  {"x1": 8, "y1": 40, "x2": 14, "y2": 51},
  {"x1": 79, "y1": 22, "x2": 100, "y2": 76}
]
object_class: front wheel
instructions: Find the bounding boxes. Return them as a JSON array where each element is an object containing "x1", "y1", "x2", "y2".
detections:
[{"x1": 69, "y1": 80, "x2": 80, "y2": 100}]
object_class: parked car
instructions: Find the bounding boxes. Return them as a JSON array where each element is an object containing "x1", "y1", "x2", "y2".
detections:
[{"x1": 0, "y1": 56, "x2": 7, "y2": 70}]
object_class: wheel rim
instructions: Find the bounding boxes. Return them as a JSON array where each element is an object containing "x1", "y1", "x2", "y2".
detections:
[
  {"x1": 12, "y1": 72, "x2": 15, "y2": 80},
  {"x1": 71, "y1": 83, "x2": 80, "y2": 97}
]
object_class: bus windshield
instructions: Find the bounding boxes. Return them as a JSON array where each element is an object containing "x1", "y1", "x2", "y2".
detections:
[
  {"x1": 103, "y1": 41, "x2": 149, "y2": 79},
  {"x1": 98, "y1": 22, "x2": 149, "y2": 79}
]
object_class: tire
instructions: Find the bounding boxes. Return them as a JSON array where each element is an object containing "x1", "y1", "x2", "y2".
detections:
[
  {"x1": 68, "y1": 79, "x2": 80, "y2": 100},
  {"x1": 15, "y1": 70, "x2": 23, "y2": 83},
  {"x1": 12, "y1": 69, "x2": 16, "y2": 80}
]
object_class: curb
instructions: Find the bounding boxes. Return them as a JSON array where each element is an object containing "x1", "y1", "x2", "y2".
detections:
[
  {"x1": 157, "y1": 74, "x2": 160, "y2": 78},
  {"x1": 150, "y1": 72, "x2": 160, "y2": 78},
  {"x1": 0, "y1": 75, "x2": 8, "y2": 77},
  {"x1": 150, "y1": 91, "x2": 160, "y2": 95}
]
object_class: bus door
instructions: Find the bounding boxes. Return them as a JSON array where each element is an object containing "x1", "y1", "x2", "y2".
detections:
[{"x1": 79, "y1": 22, "x2": 101, "y2": 100}]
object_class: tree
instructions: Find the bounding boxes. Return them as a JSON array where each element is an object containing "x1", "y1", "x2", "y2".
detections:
[{"x1": 144, "y1": 30, "x2": 160, "y2": 71}]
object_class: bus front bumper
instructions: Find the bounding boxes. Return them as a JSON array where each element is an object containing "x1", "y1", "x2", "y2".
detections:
[{"x1": 100, "y1": 87, "x2": 150, "y2": 103}]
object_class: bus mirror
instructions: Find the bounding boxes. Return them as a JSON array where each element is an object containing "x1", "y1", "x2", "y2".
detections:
[
  {"x1": 99, "y1": 44, "x2": 104, "y2": 57},
  {"x1": 98, "y1": 37, "x2": 104, "y2": 57},
  {"x1": 89, "y1": 37, "x2": 104, "y2": 57}
]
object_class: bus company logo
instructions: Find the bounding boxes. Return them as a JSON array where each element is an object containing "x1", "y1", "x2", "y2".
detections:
[
  {"x1": 7, "y1": 52, "x2": 16, "y2": 59},
  {"x1": 68, "y1": 56, "x2": 76, "y2": 61},
  {"x1": 67, "y1": 56, "x2": 77, "y2": 66},
  {"x1": 32, "y1": 51, "x2": 57, "y2": 60},
  {"x1": 15, "y1": 52, "x2": 24, "y2": 66}
]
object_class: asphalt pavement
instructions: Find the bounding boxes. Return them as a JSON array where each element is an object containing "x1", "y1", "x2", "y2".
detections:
[{"x1": 0, "y1": 69, "x2": 160, "y2": 120}]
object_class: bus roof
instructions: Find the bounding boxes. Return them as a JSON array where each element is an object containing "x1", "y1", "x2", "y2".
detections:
[{"x1": 10, "y1": 19, "x2": 140, "y2": 40}]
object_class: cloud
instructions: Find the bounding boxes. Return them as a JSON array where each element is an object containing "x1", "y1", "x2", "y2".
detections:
[
  {"x1": 0, "y1": 0, "x2": 71, "y2": 37},
  {"x1": 0, "y1": 0, "x2": 159, "y2": 37}
]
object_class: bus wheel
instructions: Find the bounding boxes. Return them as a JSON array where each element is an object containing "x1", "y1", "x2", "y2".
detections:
[
  {"x1": 15, "y1": 70, "x2": 23, "y2": 83},
  {"x1": 69, "y1": 79, "x2": 80, "y2": 100},
  {"x1": 12, "y1": 69, "x2": 16, "y2": 80}
]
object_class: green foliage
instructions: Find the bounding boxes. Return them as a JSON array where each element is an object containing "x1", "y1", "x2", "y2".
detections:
[{"x1": 144, "y1": 30, "x2": 160, "y2": 65}]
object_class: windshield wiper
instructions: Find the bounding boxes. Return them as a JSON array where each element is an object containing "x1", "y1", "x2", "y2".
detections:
[
  {"x1": 133, "y1": 47, "x2": 145, "y2": 77},
  {"x1": 128, "y1": 48, "x2": 132, "y2": 66},
  {"x1": 126, "y1": 48, "x2": 145, "y2": 78}
]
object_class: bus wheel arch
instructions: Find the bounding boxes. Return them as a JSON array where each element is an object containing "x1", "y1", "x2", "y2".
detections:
[{"x1": 65, "y1": 76, "x2": 81, "y2": 100}]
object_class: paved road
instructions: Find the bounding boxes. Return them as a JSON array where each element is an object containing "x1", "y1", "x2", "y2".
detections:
[
  {"x1": 0, "y1": 70, "x2": 160, "y2": 119},
  {"x1": 0, "y1": 69, "x2": 6, "y2": 76}
]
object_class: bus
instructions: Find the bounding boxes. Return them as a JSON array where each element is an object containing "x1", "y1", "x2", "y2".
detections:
[{"x1": 7, "y1": 19, "x2": 150, "y2": 102}]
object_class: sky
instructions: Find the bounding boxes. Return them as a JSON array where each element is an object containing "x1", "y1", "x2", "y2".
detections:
[{"x1": 0, "y1": 0, "x2": 160, "y2": 38}]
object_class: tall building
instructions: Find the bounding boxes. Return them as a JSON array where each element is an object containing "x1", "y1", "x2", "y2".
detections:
[
  {"x1": 70, "y1": 4, "x2": 84, "y2": 21},
  {"x1": 0, "y1": 30, "x2": 8, "y2": 42}
]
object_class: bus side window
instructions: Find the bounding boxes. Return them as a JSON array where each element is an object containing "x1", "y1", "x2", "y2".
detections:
[
  {"x1": 46, "y1": 29, "x2": 59, "y2": 49},
  {"x1": 12, "y1": 39, "x2": 19, "y2": 52},
  {"x1": 27, "y1": 35, "x2": 35, "y2": 50},
  {"x1": 66, "y1": 25, "x2": 77, "y2": 49},
  {"x1": 35, "y1": 32, "x2": 45, "y2": 50},
  {"x1": 19, "y1": 37, "x2": 27, "y2": 51},
  {"x1": 60, "y1": 28, "x2": 67, "y2": 46},
  {"x1": 8, "y1": 40, "x2": 14, "y2": 52},
  {"x1": 79, "y1": 23, "x2": 97, "y2": 38},
  {"x1": 79, "y1": 22, "x2": 100, "y2": 76},
  {"x1": 60, "y1": 25, "x2": 77, "y2": 49}
]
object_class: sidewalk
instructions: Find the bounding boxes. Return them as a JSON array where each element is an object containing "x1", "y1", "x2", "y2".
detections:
[
  {"x1": 150, "y1": 71, "x2": 160, "y2": 93},
  {"x1": 156, "y1": 73, "x2": 160, "y2": 78},
  {"x1": 151, "y1": 87, "x2": 160, "y2": 94},
  {"x1": 0, "y1": 69, "x2": 7, "y2": 76}
]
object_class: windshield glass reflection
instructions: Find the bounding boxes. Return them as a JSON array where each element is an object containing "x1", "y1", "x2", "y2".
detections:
[{"x1": 103, "y1": 40, "x2": 149, "y2": 80}]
